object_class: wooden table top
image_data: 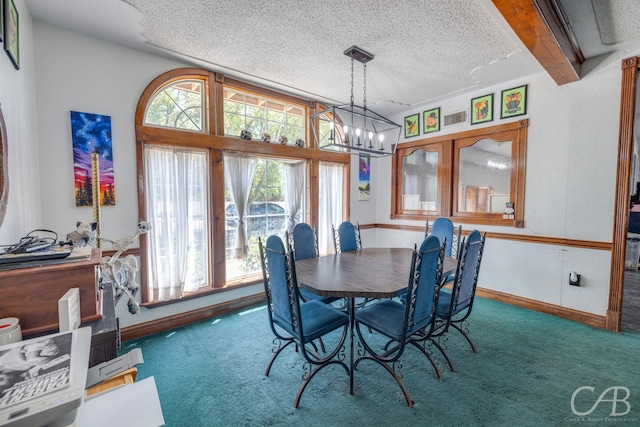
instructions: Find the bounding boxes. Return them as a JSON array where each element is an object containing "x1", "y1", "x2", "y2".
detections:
[{"x1": 295, "y1": 247, "x2": 457, "y2": 299}]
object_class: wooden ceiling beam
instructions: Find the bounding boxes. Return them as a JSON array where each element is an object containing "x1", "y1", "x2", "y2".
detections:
[{"x1": 492, "y1": 0, "x2": 583, "y2": 85}]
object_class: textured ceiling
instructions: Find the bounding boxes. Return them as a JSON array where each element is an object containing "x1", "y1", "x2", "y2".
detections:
[
  {"x1": 591, "y1": 0, "x2": 640, "y2": 44},
  {"x1": 125, "y1": 0, "x2": 524, "y2": 111},
  {"x1": 24, "y1": 0, "x2": 640, "y2": 116}
]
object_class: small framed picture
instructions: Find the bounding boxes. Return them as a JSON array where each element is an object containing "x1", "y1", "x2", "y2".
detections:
[
  {"x1": 501, "y1": 84, "x2": 527, "y2": 118},
  {"x1": 423, "y1": 107, "x2": 440, "y2": 134},
  {"x1": 4, "y1": 0, "x2": 19, "y2": 70},
  {"x1": 404, "y1": 113, "x2": 419, "y2": 138},
  {"x1": 470, "y1": 94, "x2": 493, "y2": 125}
]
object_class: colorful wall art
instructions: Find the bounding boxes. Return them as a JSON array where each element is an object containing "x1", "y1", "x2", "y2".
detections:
[
  {"x1": 404, "y1": 113, "x2": 420, "y2": 138},
  {"x1": 501, "y1": 84, "x2": 527, "y2": 118},
  {"x1": 358, "y1": 155, "x2": 370, "y2": 201},
  {"x1": 423, "y1": 107, "x2": 440, "y2": 134},
  {"x1": 70, "y1": 111, "x2": 116, "y2": 206},
  {"x1": 471, "y1": 94, "x2": 493, "y2": 125}
]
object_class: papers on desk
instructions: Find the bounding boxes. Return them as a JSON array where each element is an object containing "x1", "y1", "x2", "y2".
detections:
[
  {"x1": 0, "y1": 246, "x2": 92, "y2": 269},
  {"x1": 81, "y1": 377, "x2": 165, "y2": 427}
]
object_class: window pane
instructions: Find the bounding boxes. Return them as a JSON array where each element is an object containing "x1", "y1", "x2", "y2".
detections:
[
  {"x1": 268, "y1": 103, "x2": 286, "y2": 123},
  {"x1": 144, "y1": 146, "x2": 209, "y2": 302},
  {"x1": 145, "y1": 80, "x2": 204, "y2": 132},
  {"x1": 458, "y1": 138, "x2": 511, "y2": 213},
  {"x1": 402, "y1": 149, "x2": 439, "y2": 211},
  {"x1": 225, "y1": 157, "x2": 304, "y2": 280},
  {"x1": 319, "y1": 162, "x2": 344, "y2": 254},
  {"x1": 223, "y1": 87, "x2": 306, "y2": 143}
]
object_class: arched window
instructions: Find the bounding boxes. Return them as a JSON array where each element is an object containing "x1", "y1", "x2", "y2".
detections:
[
  {"x1": 144, "y1": 79, "x2": 206, "y2": 132},
  {"x1": 135, "y1": 69, "x2": 350, "y2": 306}
]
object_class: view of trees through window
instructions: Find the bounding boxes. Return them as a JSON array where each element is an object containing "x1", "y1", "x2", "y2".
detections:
[
  {"x1": 144, "y1": 80, "x2": 204, "y2": 131},
  {"x1": 225, "y1": 158, "x2": 304, "y2": 280},
  {"x1": 223, "y1": 88, "x2": 304, "y2": 142}
]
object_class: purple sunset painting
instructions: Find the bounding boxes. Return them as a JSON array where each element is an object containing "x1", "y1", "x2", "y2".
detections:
[{"x1": 70, "y1": 111, "x2": 116, "y2": 206}]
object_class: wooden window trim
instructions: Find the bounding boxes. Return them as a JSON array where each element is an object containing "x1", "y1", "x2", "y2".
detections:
[
  {"x1": 391, "y1": 120, "x2": 528, "y2": 227},
  {"x1": 135, "y1": 68, "x2": 351, "y2": 305}
]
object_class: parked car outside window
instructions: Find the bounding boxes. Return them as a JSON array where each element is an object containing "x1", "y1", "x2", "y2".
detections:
[{"x1": 225, "y1": 202, "x2": 300, "y2": 244}]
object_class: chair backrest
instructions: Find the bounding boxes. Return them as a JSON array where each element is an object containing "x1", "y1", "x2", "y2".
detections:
[
  {"x1": 290, "y1": 223, "x2": 317, "y2": 260},
  {"x1": 451, "y1": 230, "x2": 486, "y2": 313},
  {"x1": 404, "y1": 235, "x2": 444, "y2": 336},
  {"x1": 259, "y1": 235, "x2": 301, "y2": 338},
  {"x1": 426, "y1": 218, "x2": 462, "y2": 258},
  {"x1": 333, "y1": 221, "x2": 361, "y2": 253}
]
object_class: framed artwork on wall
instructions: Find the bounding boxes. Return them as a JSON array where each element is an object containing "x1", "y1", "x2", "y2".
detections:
[
  {"x1": 471, "y1": 93, "x2": 493, "y2": 125},
  {"x1": 423, "y1": 107, "x2": 440, "y2": 134},
  {"x1": 500, "y1": 84, "x2": 527, "y2": 118},
  {"x1": 358, "y1": 155, "x2": 370, "y2": 201},
  {"x1": 404, "y1": 113, "x2": 419, "y2": 138},
  {"x1": 4, "y1": 0, "x2": 19, "y2": 70},
  {"x1": 70, "y1": 111, "x2": 116, "y2": 206}
]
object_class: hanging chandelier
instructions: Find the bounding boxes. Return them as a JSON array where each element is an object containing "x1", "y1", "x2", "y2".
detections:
[{"x1": 311, "y1": 46, "x2": 401, "y2": 158}]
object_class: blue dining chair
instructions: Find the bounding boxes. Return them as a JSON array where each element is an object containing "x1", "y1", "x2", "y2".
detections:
[
  {"x1": 332, "y1": 221, "x2": 361, "y2": 253},
  {"x1": 258, "y1": 235, "x2": 349, "y2": 408},
  {"x1": 353, "y1": 235, "x2": 444, "y2": 407},
  {"x1": 434, "y1": 230, "x2": 486, "y2": 361},
  {"x1": 426, "y1": 218, "x2": 461, "y2": 285},
  {"x1": 426, "y1": 217, "x2": 462, "y2": 259},
  {"x1": 289, "y1": 222, "x2": 318, "y2": 260},
  {"x1": 286, "y1": 222, "x2": 340, "y2": 307}
]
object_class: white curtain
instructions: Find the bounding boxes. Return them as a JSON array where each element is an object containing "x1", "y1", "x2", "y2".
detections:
[
  {"x1": 224, "y1": 153, "x2": 257, "y2": 258},
  {"x1": 318, "y1": 162, "x2": 344, "y2": 255},
  {"x1": 144, "y1": 146, "x2": 208, "y2": 301},
  {"x1": 283, "y1": 161, "x2": 305, "y2": 233}
]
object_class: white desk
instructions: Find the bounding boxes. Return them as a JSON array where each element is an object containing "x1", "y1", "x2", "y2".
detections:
[{"x1": 81, "y1": 377, "x2": 164, "y2": 427}]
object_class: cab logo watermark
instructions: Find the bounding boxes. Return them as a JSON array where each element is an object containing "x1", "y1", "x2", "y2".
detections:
[{"x1": 569, "y1": 386, "x2": 636, "y2": 422}]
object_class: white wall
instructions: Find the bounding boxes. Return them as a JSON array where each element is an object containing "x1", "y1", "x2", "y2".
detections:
[
  {"x1": 351, "y1": 49, "x2": 639, "y2": 317},
  {"x1": 0, "y1": 0, "x2": 40, "y2": 245},
  {"x1": 30, "y1": 22, "x2": 261, "y2": 327},
  {"x1": 32, "y1": 23, "x2": 183, "y2": 240}
]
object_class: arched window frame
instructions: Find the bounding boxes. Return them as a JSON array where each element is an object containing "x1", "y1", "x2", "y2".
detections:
[{"x1": 135, "y1": 68, "x2": 350, "y2": 306}]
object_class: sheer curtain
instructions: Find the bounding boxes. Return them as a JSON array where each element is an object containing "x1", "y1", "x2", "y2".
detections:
[
  {"x1": 144, "y1": 146, "x2": 209, "y2": 302},
  {"x1": 283, "y1": 161, "x2": 305, "y2": 233},
  {"x1": 318, "y1": 162, "x2": 344, "y2": 255},
  {"x1": 224, "y1": 153, "x2": 257, "y2": 258}
]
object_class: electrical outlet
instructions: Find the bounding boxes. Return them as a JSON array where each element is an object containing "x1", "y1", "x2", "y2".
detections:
[{"x1": 569, "y1": 271, "x2": 581, "y2": 286}]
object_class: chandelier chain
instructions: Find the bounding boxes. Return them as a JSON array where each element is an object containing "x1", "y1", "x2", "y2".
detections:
[
  {"x1": 363, "y1": 63, "x2": 367, "y2": 111},
  {"x1": 350, "y1": 57, "x2": 355, "y2": 107}
]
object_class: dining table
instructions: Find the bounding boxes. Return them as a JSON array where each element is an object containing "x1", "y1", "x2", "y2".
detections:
[{"x1": 294, "y1": 247, "x2": 457, "y2": 395}]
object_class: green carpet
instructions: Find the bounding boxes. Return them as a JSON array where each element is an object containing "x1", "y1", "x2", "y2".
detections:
[{"x1": 120, "y1": 298, "x2": 640, "y2": 426}]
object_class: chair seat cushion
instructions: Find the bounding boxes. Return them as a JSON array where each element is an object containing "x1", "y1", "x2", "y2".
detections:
[
  {"x1": 300, "y1": 300, "x2": 348, "y2": 343},
  {"x1": 299, "y1": 288, "x2": 339, "y2": 305},
  {"x1": 437, "y1": 288, "x2": 469, "y2": 318},
  {"x1": 437, "y1": 289, "x2": 452, "y2": 317},
  {"x1": 355, "y1": 299, "x2": 406, "y2": 342}
]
